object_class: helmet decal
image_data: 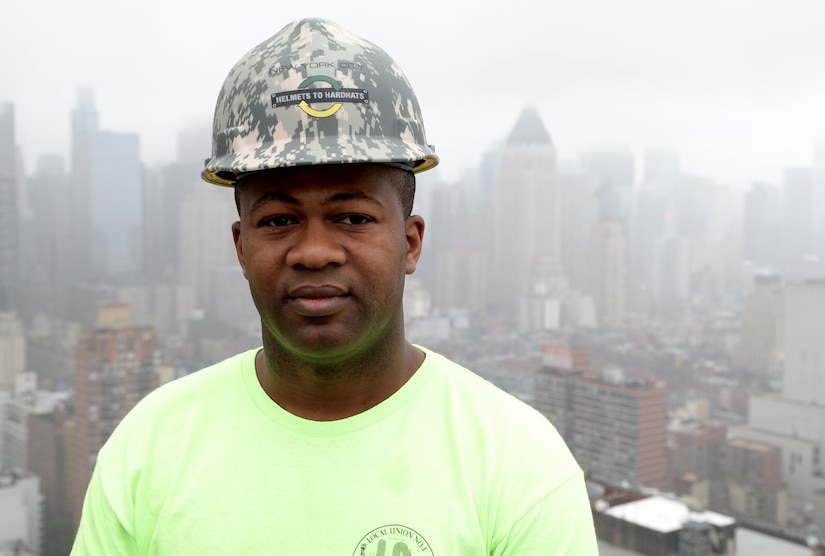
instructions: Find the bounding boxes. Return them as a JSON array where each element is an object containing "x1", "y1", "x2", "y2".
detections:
[{"x1": 271, "y1": 75, "x2": 370, "y2": 118}]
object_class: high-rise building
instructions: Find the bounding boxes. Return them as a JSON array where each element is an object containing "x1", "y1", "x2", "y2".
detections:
[
  {"x1": 731, "y1": 279, "x2": 825, "y2": 510},
  {"x1": 743, "y1": 182, "x2": 782, "y2": 271},
  {"x1": 0, "y1": 312, "x2": 25, "y2": 390},
  {"x1": 490, "y1": 107, "x2": 561, "y2": 315},
  {"x1": 653, "y1": 233, "x2": 689, "y2": 314},
  {"x1": 732, "y1": 273, "x2": 784, "y2": 376},
  {"x1": 667, "y1": 422, "x2": 727, "y2": 508},
  {"x1": 0, "y1": 470, "x2": 42, "y2": 553},
  {"x1": 0, "y1": 103, "x2": 19, "y2": 312},
  {"x1": 586, "y1": 221, "x2": 627, "y2": 326},
  {"x1": 643, "y1": 148, "x2": 680, "y2": 185},
  {"x1": 71, "y1": 305, "x2": 158, "y2": 528},
  {"x1": 560, "y1": 169, "x2": 599, "y2": 293},
  {"x1": 27, "y1": 397, "x2": 74, "y2": 555},
  {"x1": 68, "y1": 88, "x2": 97, "y2": 288},
  {"x1": 537, "y1": 360, "x2": 666, "y2": 490},
  {"x1": 91, "y1": 131, "x2": 141, "y2": 278},
  {"x1": 69, "y1": 89, "x2": 142, "y2": 284},
  {"x1": 21, "y1": 155, "x2": 73, "y2": 319},
  {"x1": 725, "y1": 438, "x2": 787, "y2": 526},
  {"x1": 142, "y1": 125, "x2": 208, "y2": 282},
  {"x1": 580, "y1": 148, "x2": 635, "y2": 229},
  {"x1": 178, "y1": 185, "x2": 238, "y2": 309},
  {"x1": 782, "y1": 167, "x2": 816, "y2": 276},
  {"x1": 783, "y1": 279, "x2": 825, "y2": 404},
  {"x1": 569, "y1": 369, "x2": 666, "y2": 489}
]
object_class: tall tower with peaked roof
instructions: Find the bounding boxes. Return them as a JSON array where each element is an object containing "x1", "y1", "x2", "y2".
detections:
[{"x1": 490, "y1": 107, "x2": 562, "y2": 315}]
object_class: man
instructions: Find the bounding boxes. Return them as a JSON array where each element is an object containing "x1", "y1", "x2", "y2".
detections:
[{"x1": 73, "y1": 18, "x2": 598, "y2": 554}]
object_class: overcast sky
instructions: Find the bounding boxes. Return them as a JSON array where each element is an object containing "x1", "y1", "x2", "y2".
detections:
[{"x1": 3, "y1": 0, "x2": 824, "y2": 187}]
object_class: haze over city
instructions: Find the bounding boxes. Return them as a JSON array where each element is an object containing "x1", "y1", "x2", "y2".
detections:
[
  {"x1": 3, "y1": 0, "x2": 825, "y2": 186},
  {"x1": 2, "y1": 3, "x2": 825, "y2": 555}
]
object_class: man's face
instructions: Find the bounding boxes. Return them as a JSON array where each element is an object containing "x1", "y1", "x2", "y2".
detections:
[{"x1": 232, "y1": 164, "x2": 424, "y2": 365}]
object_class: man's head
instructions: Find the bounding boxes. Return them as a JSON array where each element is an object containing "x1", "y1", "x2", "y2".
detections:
[
  {"x1": 230, "y1": 163, "x2": 425, "y2": 366},
  {"x1": 206, "y1": 19, "x2": 436, "y2": 367},
  {"x1": 201, "y1": 18, "x2": 438, "y2": 187}
]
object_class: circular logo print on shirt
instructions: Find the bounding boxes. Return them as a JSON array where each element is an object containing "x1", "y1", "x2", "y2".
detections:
[{"x1": 353, "y1": 524, "x2": 434, "y2": 556}]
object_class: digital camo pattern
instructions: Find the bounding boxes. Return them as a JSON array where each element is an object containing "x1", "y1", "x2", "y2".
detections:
[{"x1": 202, "y1": 18, "x2": 439, "y2": 187}]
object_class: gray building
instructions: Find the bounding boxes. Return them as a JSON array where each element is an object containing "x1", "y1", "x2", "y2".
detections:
[{"x1": 0, "y1": 103, "x2": 19, "y2": 312}]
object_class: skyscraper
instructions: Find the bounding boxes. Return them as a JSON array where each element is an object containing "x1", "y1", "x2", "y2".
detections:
[
  {"x1": 732, "y1": 273, "x2": 783, "y2": 376},
  {"x1": 69, "y1": 89, "x2": 142, "y2": 284},
  {"x1": 782, "y1": 167, "x2": 816, "y2": 276},
  {"x1": 71, "y1": 305, "x2": 158, "y2": 528},
  {"x1": 490, "y1": 107, "x2": 561, "y2": 314},
  {"x1": 743, "y1": 182, "x2": 782, "y2": 271},
  {"x1": 569, "y1": 370, "x2": 666, "y2": 489},
  {"x1": 731, "y1": 279, "x2": 825, "y2": 505},
  {"x1": 586, "y1": 220, "x2": 627, "y2": 326},
  {"x1": 0, "y1": 103, "x2": 19, "y2": 312}
]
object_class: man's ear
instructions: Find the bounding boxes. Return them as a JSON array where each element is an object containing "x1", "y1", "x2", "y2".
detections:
[
  {"x1": 405, "y1": 215, "x2": 425, "y2": 275},
  {"x1": 231, "y1": 221, "x2": 248, "y2": 279}
]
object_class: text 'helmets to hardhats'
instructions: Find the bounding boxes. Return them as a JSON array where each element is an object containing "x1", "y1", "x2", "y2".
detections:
[{"x1": 202, "y1": 18, "x2": 439, "y2": 187}]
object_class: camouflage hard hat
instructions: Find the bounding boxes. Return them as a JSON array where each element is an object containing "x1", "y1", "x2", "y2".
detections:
[{"x1": 202, "y1": 18, "x2": 439, "y2": 187}]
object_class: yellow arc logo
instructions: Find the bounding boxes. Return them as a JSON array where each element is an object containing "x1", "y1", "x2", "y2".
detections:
[{"x1": 298, "y1": 75, "x2": 343, "y2": 117}]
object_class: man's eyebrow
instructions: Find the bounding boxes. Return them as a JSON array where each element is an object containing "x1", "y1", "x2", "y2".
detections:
[
  {"x1": 323, "y1": 191, "x2": 385, "y2": 208},
  {"x1": 249, "y1": 191, "x2": 299, "y2": 214}
]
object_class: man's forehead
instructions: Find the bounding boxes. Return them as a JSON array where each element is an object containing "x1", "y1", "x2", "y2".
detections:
[
  {"x1": 238, "y1": 164, "x2": 398, "y2": 207},
  {"x1": 239, "y1": 163, "x2": 397, "y2": 189}
]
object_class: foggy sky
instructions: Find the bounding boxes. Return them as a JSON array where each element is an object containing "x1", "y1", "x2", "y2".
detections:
[{"x1": 3, "y1": 0, "x2": 825, "y2": 186}]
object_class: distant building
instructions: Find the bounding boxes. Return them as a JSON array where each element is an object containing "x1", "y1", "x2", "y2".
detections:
[
  {"x1": 667, "y1": 422, "x2": 727, "y2": 509},
  {"x1": 536, "y1": 357, "x2": 667, "y2": 490},
  {"x1": 732, "y1": 273, "x2": 784, "y2": 376},
  {"x1": 0, "y1": 471, "x2": 42, "y2": 555},
  {"x1": 730, "y1": 279, "x2": 825, "y2": 534},
  {"x1": 21, "y1": 155, "x2": 74, "y2": 320},
  {"x1": 0, "y1": 103, "x2": 19, "y2": 312},
  {"x1": 490, "y1": 107, "x2": 562, "y2": 315},
  {"x1": 586, "y1": 220, "x2": 627, "y2": 326},
  {"x1": 782, "y1": 167, "x2": 816, "y2": 275},
  {"x1": 178, "y1": 185, "x2": 237, "y2": 309},
  {"x1": 534, "y1": 342, "x2": 589, "y2": 435},
  {"x1": 724, "y1": 438, "x2": 788, "y2": 526},
  {"x1": 572, "y1": 370, "x2": 667, "y2": 489},
  {"x1": 27, "y1": 395, "x2": 74, "y2": 555},
  {"x1": 594, "y1": 492, "x2": 736, "y2": 556},
  {"x1": 68, "y1": 88, "x2": 142, "y2": 283},
  {"x1": 71, "y1": 305, "x2": 158, "y2": 529},
  {"x1": 0, "y1": 312, "x2": 25, "y2": 390},
  {"x1": 743, "y1": 182, "x2": 782, "y2": 271}
]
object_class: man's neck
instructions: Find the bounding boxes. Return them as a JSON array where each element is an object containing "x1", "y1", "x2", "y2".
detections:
[{"x1": 255, "y1": 340, "x2": 425, "y2": 421}]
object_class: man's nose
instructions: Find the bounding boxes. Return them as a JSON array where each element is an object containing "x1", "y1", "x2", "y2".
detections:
[{"x1": 285, "y1": 221, "x2": 347, "y2": 269}]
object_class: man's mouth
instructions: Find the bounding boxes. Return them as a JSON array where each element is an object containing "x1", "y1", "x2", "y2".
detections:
[{"x1": 288, "y1": 285, "x2": 350, "y2": 317}]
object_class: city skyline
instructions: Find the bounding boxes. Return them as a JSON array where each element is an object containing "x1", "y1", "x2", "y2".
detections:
[{"x1": 3, "y1": 0, "x2": 825, "y2": 187}]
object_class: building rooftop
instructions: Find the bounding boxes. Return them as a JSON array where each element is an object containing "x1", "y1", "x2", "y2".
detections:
[
  {"x1": 598, "y1": 528, "x2": 812, "y2": 556},
  {"x1": 505, "y1": 106, "x2": 552, "y2": 145},
  {"x1": 603, "y1": 495, "x2": 735, "y2": 533}
]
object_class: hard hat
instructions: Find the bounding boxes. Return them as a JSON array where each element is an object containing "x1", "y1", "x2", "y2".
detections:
[{"x1": 202, "y1": 18, "x2": 439, "y2": 187}]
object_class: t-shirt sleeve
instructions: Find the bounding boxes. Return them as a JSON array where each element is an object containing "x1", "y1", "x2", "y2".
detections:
[
  {"x1": 70, "y1": 417, "x2": 139, "y2": 555},
  {"x1": 494, "y1": 470, "x2": 599, "y2": 555}
]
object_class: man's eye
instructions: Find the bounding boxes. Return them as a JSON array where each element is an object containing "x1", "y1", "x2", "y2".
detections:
[
  {"x1": 263, "y1": 216, "x2": 297, "y2": 227},
  {"x1": 338, "y1": 215, "x2": 372, "y2": 225}
]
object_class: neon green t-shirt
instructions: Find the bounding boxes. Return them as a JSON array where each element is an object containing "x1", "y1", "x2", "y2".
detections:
[{"x1": 72, "y1": 347, "x2": 597, "y2": 555}]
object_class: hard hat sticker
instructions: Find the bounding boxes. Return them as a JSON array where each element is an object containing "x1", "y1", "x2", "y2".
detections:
[{"x1": 271, "y1": 75, "x2": 370, "y2": 118}]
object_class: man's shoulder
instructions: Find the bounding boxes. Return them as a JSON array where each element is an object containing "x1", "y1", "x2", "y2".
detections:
[
  {"x1": 417, "y1": 346, "x2": 582, "y2": 486},
  {"x1": 125, "y1": 348, "x2": 258, "y2": 420},
  {"x1": 419, "y1": 347, "x2": 558, "y2": 432}
]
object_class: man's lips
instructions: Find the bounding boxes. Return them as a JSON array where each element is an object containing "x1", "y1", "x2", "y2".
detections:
[{"x1": 287, "y1": 285, "x2": 350, "y2": 317}]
